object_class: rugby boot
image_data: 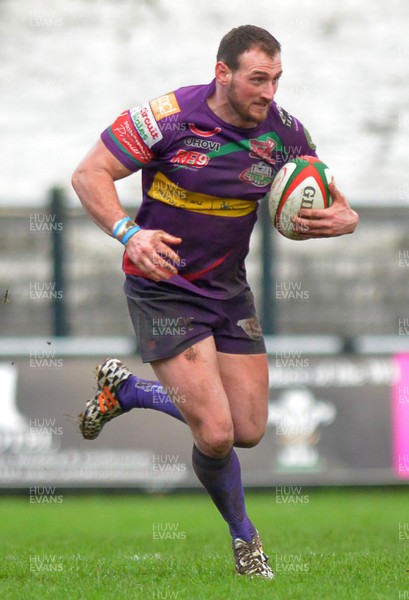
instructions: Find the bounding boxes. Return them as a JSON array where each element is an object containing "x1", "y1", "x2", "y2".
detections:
[
  {"x1": 79, "y1": 358, "x2": 132, "y2": 440},
  {"x1": 233, "y1": 531, "x2": 274, "y2": 579}
]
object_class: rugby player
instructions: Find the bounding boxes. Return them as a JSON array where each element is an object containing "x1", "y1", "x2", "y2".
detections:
[{"x1": 72, "y1": 25, "x2": 358, "y2": 579}]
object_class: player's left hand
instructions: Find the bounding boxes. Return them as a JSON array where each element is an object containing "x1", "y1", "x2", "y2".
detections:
[{"x1": 292, "y1": 180, "x2": 359, "y2": 238}]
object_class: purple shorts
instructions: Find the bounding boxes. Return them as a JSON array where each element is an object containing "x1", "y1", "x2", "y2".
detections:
[{"x1": 124, "y1": 276, "x2": 266, "y2": 363}]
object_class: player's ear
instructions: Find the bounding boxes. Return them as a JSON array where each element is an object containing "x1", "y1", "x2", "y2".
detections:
[{"x1": 215, "y1": 61, "x2": 232, "y2": 86}]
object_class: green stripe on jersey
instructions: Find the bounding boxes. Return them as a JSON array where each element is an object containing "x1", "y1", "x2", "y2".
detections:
[{"x1": 207, "y1": 132, "x2": 285, "y2": 159}]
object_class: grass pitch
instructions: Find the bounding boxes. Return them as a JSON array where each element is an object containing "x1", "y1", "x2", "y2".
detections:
[{"x1": 0, "y1": 488, "x2": 407, "y2": 600}]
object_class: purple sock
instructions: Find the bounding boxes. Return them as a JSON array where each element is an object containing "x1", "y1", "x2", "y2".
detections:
[
  {"x1": 192, "y1": 444, "x2": 256, "y2": 542},
  {"x1": 117, "y1": 375, "x2": 186, "y2": 423}
]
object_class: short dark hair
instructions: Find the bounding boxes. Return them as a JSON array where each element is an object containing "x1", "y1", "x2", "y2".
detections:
[{"x1": 217, "y1": 25, "x2": 281, "y2": 71}]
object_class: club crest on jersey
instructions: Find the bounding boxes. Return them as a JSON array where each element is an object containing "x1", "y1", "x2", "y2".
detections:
[
  {"x1": 249, "y1": 138, "x2": 277, "y2": 165},
  {"x1": 188, "y1": 124, "x2": 221, "y2": 138},
  {"x1": 239, "y1": 162, "x2": 274, "y2": 187}
]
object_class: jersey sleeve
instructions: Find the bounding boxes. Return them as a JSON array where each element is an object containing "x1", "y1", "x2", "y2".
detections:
[
  {"x1": 274, "y1": 103, "x2": 318, "y2": 161},
  {"x1": 100, "y1": 102, "x2": 164, "y2": 172},
  {"x1": 288, "y1": 118, "x2": 318, "y2": 160},
  {"x1": 299, "y1": 123, "x2": 318, "y2": 158}
]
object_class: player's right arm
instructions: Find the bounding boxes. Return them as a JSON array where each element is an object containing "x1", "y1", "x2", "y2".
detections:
[{"x1": 71, "y1": 139, "x2": 182, "y2": 282}]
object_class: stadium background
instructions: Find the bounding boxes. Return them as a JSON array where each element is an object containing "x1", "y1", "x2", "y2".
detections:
[{"x1": 0, "y1": 1, "x2": 408, "y2": 598}]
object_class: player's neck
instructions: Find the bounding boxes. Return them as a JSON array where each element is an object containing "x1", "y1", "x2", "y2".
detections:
[{"x1": 207, "y1": 89, "x2": 258, "y2": 130}]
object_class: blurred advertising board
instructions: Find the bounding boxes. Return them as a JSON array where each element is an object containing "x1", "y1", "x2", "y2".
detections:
[{"x1": 0, "y1": 349, "x2": 408, "y2": 489}]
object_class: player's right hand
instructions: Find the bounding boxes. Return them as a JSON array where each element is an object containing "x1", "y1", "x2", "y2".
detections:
[
  {"x1": 292, "y1": 180, "x2": 359, "y2": 239},
  {"x1": 125, "y1": 229, "x2": 182, "y2": 282}
]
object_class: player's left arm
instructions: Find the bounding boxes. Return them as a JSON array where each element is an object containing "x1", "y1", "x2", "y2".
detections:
[{"x1": 292, "y1": 179, "x2": 359, "y2": 238}]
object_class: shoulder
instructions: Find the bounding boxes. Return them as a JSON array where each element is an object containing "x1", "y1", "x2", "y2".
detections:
[
  {"x1": 269, "y1": 101, "x2": 317, "y2": 151},
  {"x1": 269, "y1": 101, "x2": 303, "y2": 133},
  {"x1": 149, "y1": 83, "x2": 211, "y2": 123},
  {"x1": 101, "y1": 84, "x2": 210, "y2": 169},
  {"x1": 125, "y1": 83, "x2": 211, "y2": 147}
]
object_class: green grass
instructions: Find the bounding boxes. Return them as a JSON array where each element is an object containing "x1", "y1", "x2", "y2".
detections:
[{"x1": 0, "y1": 488, "x2": 407, "y2": 599}]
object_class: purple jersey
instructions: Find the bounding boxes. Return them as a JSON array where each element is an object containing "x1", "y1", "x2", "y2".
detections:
[{"x1": 101, "y1": 79, "x2": 317, "y2": 299}]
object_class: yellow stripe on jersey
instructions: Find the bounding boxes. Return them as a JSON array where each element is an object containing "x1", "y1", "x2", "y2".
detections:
[{"x1": 148, "y1": 172, "x2": 257, "y2": 217}]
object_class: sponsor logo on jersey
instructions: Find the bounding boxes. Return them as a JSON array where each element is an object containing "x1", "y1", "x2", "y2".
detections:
[
  {"x1": 188, "y1": 123, "x2": 222, "y2": 138},
  {"x1": 148, "y1": 172, "x2": 256, "y2": 217},
  {"x1": 130, "y1": 103, "x2": 163, "y2": 148},
  {"x1": 171, "y1": 149, "x2": 210, "y2": 168},
  {"x1": 239, "y1": 161, "x2": 274, "y2": 187},
  {"x1": 184, "y1": 137, "x2": 221, "y2": 152},
  {"x1": 276, "y1": 104, "x2": 293, "y2": 128},
  {"x1": 150, "y1": 92, "x2": 181, "y2": 121},
  {"x1": 249, "y1": 138, "x2": 277, "y2": 165},
  {"x1": 113, "y1": 113, "x2": 154, "y2": 163}
]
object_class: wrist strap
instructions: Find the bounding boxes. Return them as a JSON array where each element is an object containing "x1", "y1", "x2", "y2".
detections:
[
  {"x1": 112, "y1": 217, "x2": 131, "y2": 238},
  {"x1": 112, "y1": 217, "x2": 141, "y2": 245},
  {"x1": 121, "y1": 225, "x2": 141, "y2": 245}
]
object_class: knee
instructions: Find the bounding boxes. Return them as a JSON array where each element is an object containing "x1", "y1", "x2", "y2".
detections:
[
  {"x1": 198, "y1": 423, "x2": 234, "y2": 458},
  {"x1": 234, "y1": 421, "x2": 266, "y2": 449}
]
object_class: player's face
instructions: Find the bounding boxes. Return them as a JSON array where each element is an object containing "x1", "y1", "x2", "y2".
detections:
[{"x1": 225, "y1": 49, "x2": 282, "y2": 128}]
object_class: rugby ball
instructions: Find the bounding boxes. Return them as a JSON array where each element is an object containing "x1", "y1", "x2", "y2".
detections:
[{"x1": 268, "y1": 156, "x2": 332, "y2": 240}]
